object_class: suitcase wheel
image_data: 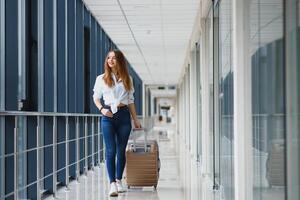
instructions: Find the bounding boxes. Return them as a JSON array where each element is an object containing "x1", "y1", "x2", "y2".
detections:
[
  {"x1": 127, "y1": 186, "x2": 130, "y2": 189},
  {"x1": 154, "y1": 185, "x2": 157, "y2": 190}
]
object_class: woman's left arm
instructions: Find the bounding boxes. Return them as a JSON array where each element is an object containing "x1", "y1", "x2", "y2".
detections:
[{"x1": 128, "y1": 103, "x2": 141, "y2": 128}]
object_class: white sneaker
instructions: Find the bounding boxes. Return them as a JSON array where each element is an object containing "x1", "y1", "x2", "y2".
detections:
[
  {"x1": 116, "y1": 180, "x2": 126, "y2": 193},
  {"x1": 109, "y1": 182, "x2": 118, "y2": 197}
]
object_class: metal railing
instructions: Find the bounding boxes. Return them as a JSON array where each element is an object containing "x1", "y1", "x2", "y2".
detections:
[{"x1": 0, "y1": 111, "x2": 103, "y2": 200}]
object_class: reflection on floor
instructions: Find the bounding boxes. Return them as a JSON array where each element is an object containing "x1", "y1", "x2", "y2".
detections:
[
  {"x1": 44, "y1": 123, "x2": 195, "y2": 200},
  {"x1": 43, "y1": 122, "x2": 287, "y2": 200}
]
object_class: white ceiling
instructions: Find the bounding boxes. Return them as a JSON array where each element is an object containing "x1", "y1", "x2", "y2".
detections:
[
  {"x1": 150, "y1": 88, "x2": 177, "y2": 98},
  {"x1": 83, "y1": 0, "x2": 199, "y2": 85}
]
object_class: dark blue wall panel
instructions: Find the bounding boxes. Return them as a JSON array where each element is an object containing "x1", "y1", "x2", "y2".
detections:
[
  {"x1": 27, "y1": 116, "x2": 37, "y2": 200},
  {"x1": 67, "y1": 0, "x2": 75, "y2": 113},
  {"x1": 5, "y1": 0, "x2": 18, "y2": 111},
  {"x1": 57, "y1": 0, "x2": 66, "y2": 113},
  {"x1": 44, "y1": 117, "x2": 53, "y2": 192},
  {"x1": 5, "y1": 0, "x2": 18, "y2": 198},
  {"x1": 84, "y1": 6, "x2": 90, "y2": 27},
  {"x1": 83, "y1": 7, "x2": 91, "y2": 114},
  {"x1": 44, "y1": 0, "x2": 54, "y2": 112},
  {"x1": 76, "y1": 0, "x2": 84, "y2": 113},
  {"x1": 98, "y1": 27, "x2": 103, "y2": 75},
  {"x1": 26, "y1": 0, "x2": 39, "y2": 198},
  {"x1": 57, "y1": 117, "x2": 66, "y2": 184},
  {"x1": 5, "y1": 117, "x2": 14, "y2": 197},
  {"x1": 68, "y1": 117, "x2": 76, "y2": 178},
  {"x1": 44, "y1": 0, "x2": 55, "y2": 192},
  {"x1": 90, "y1": 18, "x2": 97, "y2": 113},
  {"x1": 27, "y1": 0, "x2": 38, "y2": 112}
]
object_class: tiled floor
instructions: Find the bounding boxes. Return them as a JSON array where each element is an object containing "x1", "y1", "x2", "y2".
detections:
[
  {"x1": 43, "y1": 122, "x2": 287, "y2": 200},
  {"x1": 44, "y1": 123, "x2": 190, "y2": 200}
]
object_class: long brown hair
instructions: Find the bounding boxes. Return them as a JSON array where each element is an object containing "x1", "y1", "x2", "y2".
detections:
[{"x1": 103, "y1": 50, "x2": 132, "y2": 91}]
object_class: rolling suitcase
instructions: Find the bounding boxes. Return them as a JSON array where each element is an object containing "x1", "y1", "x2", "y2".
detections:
[{"x1": 125, "y1": 128, "x2": 160, "y2": 189}]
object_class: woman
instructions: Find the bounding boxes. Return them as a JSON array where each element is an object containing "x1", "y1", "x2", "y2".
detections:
[{"x1": 93, "y1": 50, "x2": 141, "y2": 197}]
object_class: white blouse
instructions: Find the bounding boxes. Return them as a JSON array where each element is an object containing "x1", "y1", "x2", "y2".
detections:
[{"x1": 93, "y1": 74, "x2": 134, "y2": 114}]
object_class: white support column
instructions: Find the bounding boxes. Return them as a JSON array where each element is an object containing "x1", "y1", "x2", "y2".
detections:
[
  {"x1": 232, "y1": 0, "x2": 253, "y2": 199},
  {"x1": 37, "y1": 0, "x2": 45, "y2": 194},
  {"x1": 150, "y1": 94, "x2": 155, "y2": 117},
  {"x1": 38, "y1": 0, "x2": 44, "y2": 112},
  {"x1": 65, "y1": 116, "x2": 69, "y2": 188},
  {"x1": 65, "y1": 0, "x2": 68, "y2": 113},
  {"x1": 14, "y1": 117, "x2": 19, "y2": 200},
  {"x1": 52, "y1": 116, "x2": 57, "y2": 197},
  {"x1": 144, "y1": 85, "x2": 149, "y2": 117},
  {"x1": 53, "y1": 0, "x2": 57, "y2": 112},
  {"x1": 18, "y1": 0, "x2": 26, "y2": 104},
  {"x1": 91, "y1": 117, "x2": 95, "y2": 170},
  {"x1": 76, "y1": 117, "x2": 80, "y2": 181},
  {"x1": 17, "y1": 2, "x2": 28, "y2": 197},
  {"x1": 97, "y1": 117, "x2": 101, "y2": 165},
  {"x1": 190, "y1": 47, "x2": 198, "y2": 159},
  {"x1": 53, "y1": 0, "x2": 58, "y2": 195},
  {"x1": 84, "y1": 117, "x2": 88, "y2": 175},
  {"x1": 36, "y1": 116, "x2": 42, "y2": 200},
  {"x1": 142, "y1": 83, "x2": 146, "y2": 117}
]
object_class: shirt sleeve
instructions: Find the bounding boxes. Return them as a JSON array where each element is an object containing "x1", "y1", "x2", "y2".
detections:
[
  {"x1": 93, "y1": 76, "x2": 103, "y2": 100},
  {"x1": 128, "y1": 77, "x2": 135, "y2": 104}
]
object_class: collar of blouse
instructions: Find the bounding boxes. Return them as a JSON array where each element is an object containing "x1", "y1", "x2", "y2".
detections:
[{"x1": 111, "y1": 73, "x2": 123, "y2": 83}]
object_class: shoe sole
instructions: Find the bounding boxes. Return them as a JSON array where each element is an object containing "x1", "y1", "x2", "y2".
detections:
[
  {"x1": 109, "y1": 192, "x2": 118, "y2": 197},
  {"x1": 118, "y1": 190, "x2": 126, "y2": 193}
]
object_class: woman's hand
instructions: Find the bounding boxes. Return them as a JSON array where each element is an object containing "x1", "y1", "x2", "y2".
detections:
[
  {"x1": 133, "y1": 119, "x2": 141, "y2": 128},
  {"x1": 101, "y1": 108, "x2": 113, "y2": 118}
]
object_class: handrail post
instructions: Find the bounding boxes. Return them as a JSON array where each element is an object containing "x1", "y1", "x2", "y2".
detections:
[
  {"x1": 52, "y1": 116, "x2": 57, "y2": 197},
  {"x1": 0, "y1": 116, "x2": 4, "y2": 200},
  {"x1": 91, "y1": 117, "x2": 95, "y2": 170},
  {"x1": 76, "y1": 117, "x2": 80, "y2": 181},
  {"x1": 84, "y1": 116, "x2": 88, "y2": 176},
  {"x1": 14, "y1": 116, "x2": 19, "y2": 200},
  {"x1": 65, "y1": 116, "x2": 69, "y2": 189},
  {"x1": 97, "y1": 117, "x2": 101, "y2": 165},
  {"x1": 37, "y1": 116, "x2": 41, "y2": 200},
  {"x1": 101, "y1": 117, "x2": 104, "y2": 164}
]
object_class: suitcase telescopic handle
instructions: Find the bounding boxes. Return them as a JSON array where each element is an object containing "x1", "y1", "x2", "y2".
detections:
[{"x1": 132, "y1": 128, "x2": 148, "y2": 152}]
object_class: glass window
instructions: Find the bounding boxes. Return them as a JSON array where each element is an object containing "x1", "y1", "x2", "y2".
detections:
[
  {"x1": 196, "y1": 42, "x2": 202, "y2": 161},
  {"x1": 216, "y1": 0, "x2": 234, "y2": 199},
  {"x1": 286, "y1": 0, "x2": 300, "y2": 199},
  {"x1": 250, "y1": 1, "x2": 285, "y2": 199},
  {"x1": 205, "y1": 8, "x2": 214, "y2": 177}
]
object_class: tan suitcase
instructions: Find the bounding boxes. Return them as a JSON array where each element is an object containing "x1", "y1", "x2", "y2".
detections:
[{"x1": 125, "y1": 128, "x2": 160, "y2": 189}]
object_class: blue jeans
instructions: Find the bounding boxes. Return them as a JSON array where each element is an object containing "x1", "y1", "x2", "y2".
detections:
[{"x1": 101, "y1": 106, "x2": 132, "y2": 183}]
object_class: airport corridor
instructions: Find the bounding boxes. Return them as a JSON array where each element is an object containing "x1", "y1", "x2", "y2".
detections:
[{"x1": 44, "y1": 123, "x2": 192, "y2": 200}]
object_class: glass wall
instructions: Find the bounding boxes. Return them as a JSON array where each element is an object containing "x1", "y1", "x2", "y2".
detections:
[
  {"x1": 286, "y1": 0, "x2": 300, "y2": 199},
  {"x1": 196, "y1": 42, "x2": 202, "y2": 161},
  {"x1": 205, "y1": 8, "x2": 214, "y2": 178},
  {"x1": 250, "y1": 1, "x2": 285, "y2": 199},
  {"x1": 216, "y1": 0, "x2": 234, "y2": 199},
  {"x1": 0, "y1": 0, "x2": 144, "y2": 199}
]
